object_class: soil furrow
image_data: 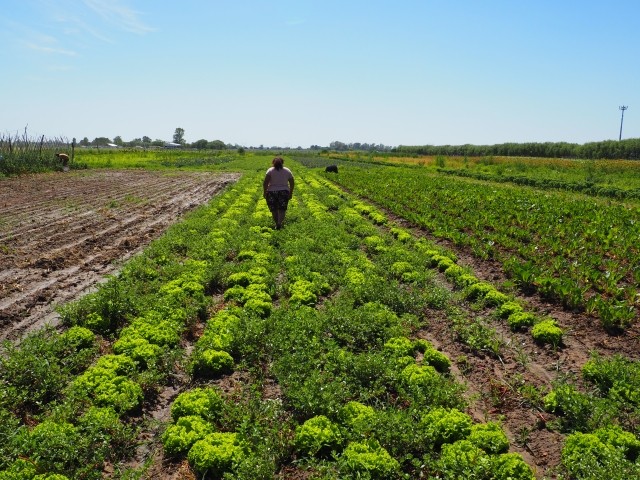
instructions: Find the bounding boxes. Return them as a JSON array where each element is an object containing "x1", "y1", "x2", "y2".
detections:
[{"x1": 0, "y1": 169, "x2": 240, "y2": 341}]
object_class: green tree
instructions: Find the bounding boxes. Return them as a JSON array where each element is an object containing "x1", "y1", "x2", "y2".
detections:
[
  {"x1": 93, "y1": 137, "x2": 111, "y2": 147},
  {"x1": 193, "y1": 139, "x2": 208, "y2": 150},
  {"x1": 173, "y1": 128, "x2": 185, "y2": 145},
  {"x1": 113, "y1": 136, "x2": 123, "y2": 146},
  {"x1": 208, "y1": 140, "x2": 226, "y2": 150}
]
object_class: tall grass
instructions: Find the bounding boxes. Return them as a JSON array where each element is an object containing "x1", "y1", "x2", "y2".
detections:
[{"x1": 0, "y1": 129, "x2": 76, "y2": 176}]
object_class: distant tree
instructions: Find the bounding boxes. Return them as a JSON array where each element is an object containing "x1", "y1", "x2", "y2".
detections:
[
  {"x1": 173, "y1": 128, "x2": 185, "y2": 145},
  {"x1": 192, "y1": 139, "x2": 208, "y2": 150},
  {"x1": 151, "y1": 139, "x2": 164, "y2": 147},
  {"x1": 142, "y1": 136, "x2": 152, "y2": 144},
  {"x1": 330, "y1": 141, "x2": 348, "y2": 151},
  {"x1": 237, "y1": 147, "x2": 245, "y2": 154},
  {"x1": 79, "y1": 137, "x2": 90, "y2": 147},
  {"x1": 93, "y1": 137, "x2": 111, "y2": 147},
  {"x1": 113, "y1": 135, "x2": 124, "y2": 146},
  {"x1": 208, "y1": 140, "x2": 226, "y2": 150}
]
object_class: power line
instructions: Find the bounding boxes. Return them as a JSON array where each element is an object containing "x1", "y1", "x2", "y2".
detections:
[{"x1": 619, "y1": 105, "x2": 628, "y2": 141}]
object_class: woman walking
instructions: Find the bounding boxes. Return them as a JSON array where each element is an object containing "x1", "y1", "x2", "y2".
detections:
[{"x1": 263, "y1": 157, "x2": 294, "y2": 229}]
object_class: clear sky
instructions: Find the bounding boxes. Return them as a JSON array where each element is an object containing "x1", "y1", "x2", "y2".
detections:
[{"x1": 2, "y1": 0, "x2": 639, "y2": 148}]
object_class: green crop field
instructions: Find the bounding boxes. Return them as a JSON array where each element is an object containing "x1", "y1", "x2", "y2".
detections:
[{"x1": 0, "y1": 151, "x2": 639, "y2": 479}]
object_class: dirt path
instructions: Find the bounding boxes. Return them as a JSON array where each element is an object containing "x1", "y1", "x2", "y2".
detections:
[{"x1": 0, "y1": 169, "x2": 240, "y2": 341}]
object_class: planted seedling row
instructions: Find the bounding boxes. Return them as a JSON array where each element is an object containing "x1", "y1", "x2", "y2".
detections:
[
  {"x1": 156, "y1": 171, "x2": 537, "y2": 478},
  {"x1": 324, "y1": 166, "x2": 640, "y2": 331},
  {"x1": 0, "y1": 175, "x2": 255, "y2": 478}
]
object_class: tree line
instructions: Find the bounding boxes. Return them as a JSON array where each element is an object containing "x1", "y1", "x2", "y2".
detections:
[{"x1": 395, "y1": 138, "x2": 640, "y2": 160}]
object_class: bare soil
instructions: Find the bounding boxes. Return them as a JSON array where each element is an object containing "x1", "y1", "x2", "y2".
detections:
[{"x1": 0, "y1": 169, "x2": 240, "y2": 341}]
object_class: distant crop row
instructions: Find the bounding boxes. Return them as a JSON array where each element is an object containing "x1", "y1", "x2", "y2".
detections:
[{"x1": 325, "y1": 165, "x2": 640, "y2": 331}]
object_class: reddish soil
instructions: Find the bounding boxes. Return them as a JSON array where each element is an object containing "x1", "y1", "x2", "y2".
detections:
[{"x1": 0, "y1": 169, "x2": 240, "y2": 341}]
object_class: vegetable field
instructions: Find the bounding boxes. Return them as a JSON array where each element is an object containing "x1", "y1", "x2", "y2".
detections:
[{"x1": 0, "y1": 153, "x2": 639, "y2": 479}]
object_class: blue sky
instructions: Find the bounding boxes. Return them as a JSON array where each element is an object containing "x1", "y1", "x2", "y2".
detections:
[{"x1": 2, "y1": 0, "x2": 638, "y2": 148}]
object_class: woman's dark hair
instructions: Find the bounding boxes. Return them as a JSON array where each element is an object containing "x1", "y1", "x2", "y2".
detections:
[{"x1": 272, "y1": 157, "x2": 284, "y2": 170}]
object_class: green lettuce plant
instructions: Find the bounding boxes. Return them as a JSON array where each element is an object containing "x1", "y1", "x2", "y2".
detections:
[
  {"x1": 170, "y1": 387, "x2": 224, "y2": 422},
  {"x1": 491, "y1": 452, "x2": 536, "y2": 480},
  {"x1": 339, "y1": 439, "x2": 400, "y2": 478},
  {"x1": 420, "y1": 407, "x2": 472, "y2": 447},
  {"x1": 531, "y1": 319, "x2": 563, "y2": 346},
  {"x1": 295, "y1": 415, "x2": 343, "y2": 457},
  {"x1": 561, "y1": 431, "x2": 640, "y2": 478},
  {"x1": 187, "y1": 432, "x2": 245, "y2": 478},
  {"x1": 467, "y1": 421, "x2": 509, "y2": 454},
  {"x1": 162, "y1": 415, "x2": 213, "y2": 456},
  {"x1": 340, "y1": 401, "x2": 376, "y2": 437},
  {"x1": 438, "y1": 440, "x2": 492, "y2": 478},
  {"x1": 507, "y1": 311, "x2": 536, "y2": 331},
  {"x1": 191, "y1": 349, "x2": 234, "y2": 378}
]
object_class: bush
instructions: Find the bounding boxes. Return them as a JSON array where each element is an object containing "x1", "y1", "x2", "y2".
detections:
[
  {"x1": 531, "y1": 319, "x2": 563, "y2": 346},
  {"x1": 191, "y1": 349, "x2": 234, "y2": 378},
  {"x1": 295, "y1": 415, "x2": 343, "y2": 457},
  {"x1": 162, "y1": 415, "x2": 213, "y2": 456},
  {"x1": 420, "y1": 408, "x2": 472, "y2": 447},
  {"x1": 467, "y1": 421, "x2": 509, "y2": 454},
  {"x1": 339, "y1": 439, "x2": 400, "y2": 478},
  {"x1": 171, "y1": 387, "x2": 224, "y2": 422}
]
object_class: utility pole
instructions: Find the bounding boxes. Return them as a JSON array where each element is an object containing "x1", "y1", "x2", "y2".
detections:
[{"x1": 619, "y1": 105, "x2": 628, "y2": 141}]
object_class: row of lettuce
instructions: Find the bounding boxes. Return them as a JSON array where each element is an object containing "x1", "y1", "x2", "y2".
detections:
[
  {"x1": 322, "y1": 165, "x2": 640, "y2": 331},
  {"x1": 155, "y1": 172, "x2": 537, "y2": 479},
  {"x1": 0, "y1": 157, "x2": 637, "y2": 478}
]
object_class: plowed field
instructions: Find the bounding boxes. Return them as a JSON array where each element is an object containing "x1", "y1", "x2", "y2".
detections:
[{"x1": 0, "y1": 169, "x2": 240, "y2": 341}]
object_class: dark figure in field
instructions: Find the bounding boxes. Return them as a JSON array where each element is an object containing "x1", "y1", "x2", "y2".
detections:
[
  {"x1": 56, "y1": 153, "x2": 69, "y2": 171},
  {"x1": 325, "y1": 164, "x2": 338, "y2": 173},
  {"x1": 263, "y1": 157, "x2": 294, "y2": 229}
]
